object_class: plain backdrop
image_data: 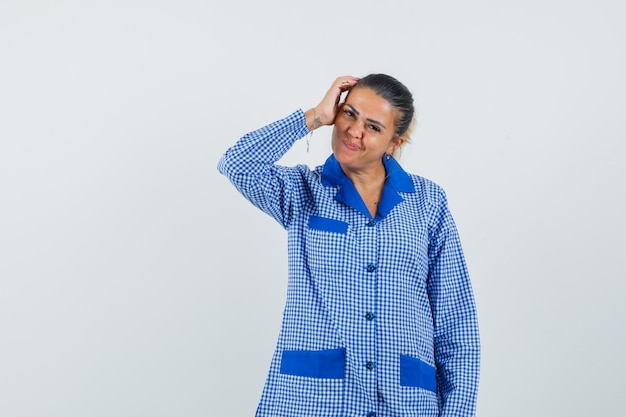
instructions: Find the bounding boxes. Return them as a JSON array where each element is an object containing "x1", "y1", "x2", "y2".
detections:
[{"x1": 1, "y1": 1, "x2": 624, "y2": 416}]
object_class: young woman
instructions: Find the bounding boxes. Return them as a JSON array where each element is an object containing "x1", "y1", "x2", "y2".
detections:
[{"x1": 218, "y1": 74, "x2": 480, "y2": 417}]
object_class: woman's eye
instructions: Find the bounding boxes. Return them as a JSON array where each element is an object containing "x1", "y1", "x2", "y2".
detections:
[
  {"x1": 343, "y1": 109, "x2": 354, "y2": 118},
  {"x1": 368, "y1": 124, "x2": 381, "y2": 132}
]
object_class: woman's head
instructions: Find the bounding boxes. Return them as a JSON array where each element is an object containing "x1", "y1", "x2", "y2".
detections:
[
  {"x1": 350, "y1": 73, "x2": 415, "y2": 141},
  {"x1": 331, "y1": 74, "x2": 415, "y2": 170}
]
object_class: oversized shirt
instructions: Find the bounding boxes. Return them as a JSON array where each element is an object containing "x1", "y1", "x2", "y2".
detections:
[{"x1": 218, "y1": 110, "x2": 480, "y2": 417}]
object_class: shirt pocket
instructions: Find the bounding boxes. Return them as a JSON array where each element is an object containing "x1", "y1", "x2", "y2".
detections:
[
  {"x1": 400, "y1": 354, "x2": 438, "y2": 393},
  {"x1": 272, "y1": 373, "x2": 345, "y2": 417},
  {"x1": 305, "y1": 216, "x2": 355, "y2": 277},
  {"x1": 280, "y1": 348, "x2": 346, "y2": 378},
  {"x1": 273, "y1": 348, "x2": 346, "y2": 417},
  {"x1": 308, "y1": 215, "x2": 348, "y2": 234}
]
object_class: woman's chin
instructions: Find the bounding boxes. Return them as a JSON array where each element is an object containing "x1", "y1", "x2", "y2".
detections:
[{"x1": 333, "y1": 150, "x2": 356, "y2": 165}]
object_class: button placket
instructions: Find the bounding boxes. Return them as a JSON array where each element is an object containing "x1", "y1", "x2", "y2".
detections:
[{"x1": 358, "y1": 213, "x2": 379, "y2": 408}]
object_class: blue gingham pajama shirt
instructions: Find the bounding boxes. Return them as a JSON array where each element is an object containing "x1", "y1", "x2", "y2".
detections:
[{"x1": 218, "y1": 110, "x2": 480, "y2": 417}]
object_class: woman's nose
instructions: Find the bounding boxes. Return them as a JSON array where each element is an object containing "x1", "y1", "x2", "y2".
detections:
[{"x1": 347, "y1": 122, "x2": 363, "y2": 139}]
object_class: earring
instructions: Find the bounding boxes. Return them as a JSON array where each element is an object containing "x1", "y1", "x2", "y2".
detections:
[{"x1": 385, "y1": 153, "x2": 392, "y2": 160}]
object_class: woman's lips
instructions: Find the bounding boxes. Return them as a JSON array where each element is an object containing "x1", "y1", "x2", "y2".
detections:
[{"x1": 343, "y1": 140, "x2": 360, "y2": 151}]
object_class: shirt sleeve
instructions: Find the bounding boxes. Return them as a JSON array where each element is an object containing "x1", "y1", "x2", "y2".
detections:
[
  {"x1": 427, "y1": 189, "x2": 480, "y2": 417},
  {"x1": 217, "y1": 110, "x2": 311, "y2": 229}
]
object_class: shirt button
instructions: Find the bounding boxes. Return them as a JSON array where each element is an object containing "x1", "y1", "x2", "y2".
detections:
[
  {"x1": 367, "y1": 412, "x2": 377, "y2": 417},
  {"x1": 366, "y1": 220, "x2": 376, "y2": 227},
  {"x1": 365, "y1": 361, "x2": 376, "y2": 370},
  {"x1": 365, "y1": 312, "x2": 375, "y2": 321},
  {"x1": 366, "y1": 264, "x2": 377, "y2": 272}
]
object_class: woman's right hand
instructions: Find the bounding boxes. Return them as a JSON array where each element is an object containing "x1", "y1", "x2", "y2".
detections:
[{"x1": 306, "y1": 76, "x2": 360, "y2": 131}]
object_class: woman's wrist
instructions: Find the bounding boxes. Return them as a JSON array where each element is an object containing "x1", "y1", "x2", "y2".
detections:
[{"x1": 304, "y1": 108, "x2": 324, "y2": 131}]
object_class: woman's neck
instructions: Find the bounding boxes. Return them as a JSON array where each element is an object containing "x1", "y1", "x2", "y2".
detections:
[
  {"x1": 341, "y1": 162, "x2": 387, "y2": 190},
  {"x1": 341, "y1": 162, "x2": 388, "y2": 217}
]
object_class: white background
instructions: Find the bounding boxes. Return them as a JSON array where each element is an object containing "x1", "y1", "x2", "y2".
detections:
[{"x1": 1, "y1": 1, "x2": 624, "y2": 416}]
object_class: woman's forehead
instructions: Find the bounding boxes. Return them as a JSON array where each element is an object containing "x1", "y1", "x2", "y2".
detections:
[{"x1": 345, "y1": 88, "x2": 397, "y2": 121}]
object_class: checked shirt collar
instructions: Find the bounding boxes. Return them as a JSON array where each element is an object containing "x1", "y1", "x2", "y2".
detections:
[{"x1": 320, "y1": 154, "x2": 416, "y2": 220}]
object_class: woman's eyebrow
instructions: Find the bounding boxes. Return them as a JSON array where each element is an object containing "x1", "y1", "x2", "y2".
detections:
[{"x1": 345, "y1": 104, "x2": 386, "y2": 129}]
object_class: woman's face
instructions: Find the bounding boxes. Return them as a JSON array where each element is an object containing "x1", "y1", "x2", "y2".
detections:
[{"x1": 331, "y1": 87, "x2": 403, "y2": 172}]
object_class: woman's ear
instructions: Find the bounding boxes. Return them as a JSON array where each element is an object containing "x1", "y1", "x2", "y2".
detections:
[{"x1": 388, "y1": 136, "x2": 405, "y2": 154}]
